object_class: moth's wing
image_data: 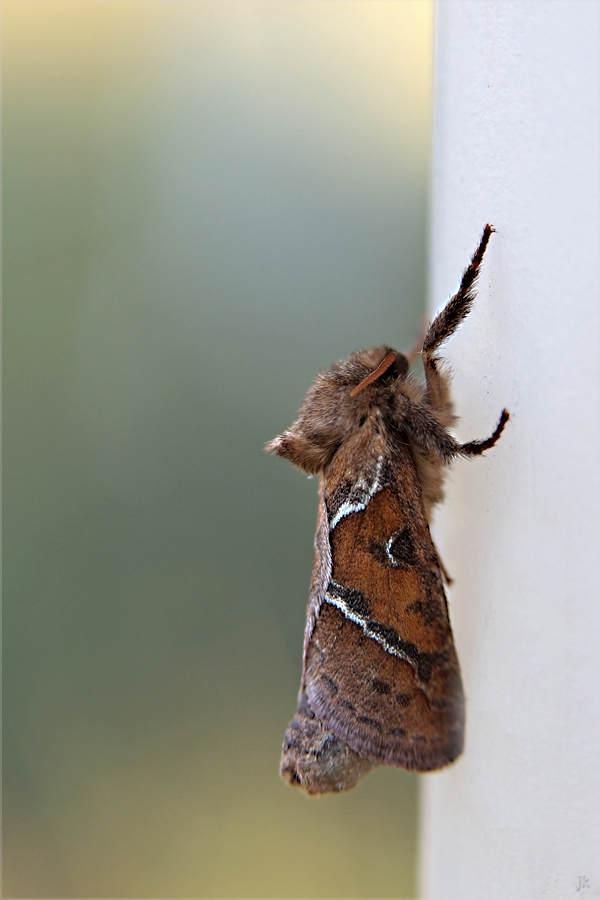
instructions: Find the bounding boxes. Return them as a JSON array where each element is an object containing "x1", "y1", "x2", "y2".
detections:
[
  {"x1": 302, "y1": 481, "x2": 331, "y2": 661},
  {"x1": 280, "y1": 481, "x2": 374, "y2": 794},
  {"x1": 305, "y1": 452, "x2": 464, "y2": 771}
]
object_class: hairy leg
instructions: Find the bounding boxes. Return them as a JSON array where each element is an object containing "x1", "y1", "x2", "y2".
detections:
[
  {"x1": 459, "y1": 408, "x2": 509, "y2": 456},
  {"x1": 401, "y1": 397, "x2": 508, "y2": 463},
  {"x1": 422, "y1": 225, "x2": 495, "y2": 413}
]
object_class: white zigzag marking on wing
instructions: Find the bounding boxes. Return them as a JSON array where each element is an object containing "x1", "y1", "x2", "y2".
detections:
[
  {"x1": 328, "y1": 455, "x2": 384, "y2": 531},
  {"x1": 324, "y1": 582, "x2": 415, "y2": 668}
]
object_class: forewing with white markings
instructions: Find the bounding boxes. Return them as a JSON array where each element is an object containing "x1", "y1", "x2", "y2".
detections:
[{"x1": 304, "y1": 440, "x2": 464, "y2": 771}]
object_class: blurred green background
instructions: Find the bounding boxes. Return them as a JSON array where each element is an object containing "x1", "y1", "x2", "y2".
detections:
[{"x1": 3, "y1": 2, "x2": 433, "y2": 897}]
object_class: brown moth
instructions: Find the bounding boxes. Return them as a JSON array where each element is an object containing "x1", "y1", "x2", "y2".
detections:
[{"x1": 267, "y1": 225, "x2": 508, "y2": 794}]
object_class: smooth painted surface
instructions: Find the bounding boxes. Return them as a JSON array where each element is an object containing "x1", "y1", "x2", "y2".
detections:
[
  {"x1": 421, "y1": 3, "x2": 599, "y2": 899},
  {"x1": 3, "y1": 3, "x2": 433, "y2": 897}
]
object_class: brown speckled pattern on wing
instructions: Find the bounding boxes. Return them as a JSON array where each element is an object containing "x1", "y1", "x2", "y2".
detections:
[{"x1": 305, "y1": 443, "x2": 464, "y2": 770}]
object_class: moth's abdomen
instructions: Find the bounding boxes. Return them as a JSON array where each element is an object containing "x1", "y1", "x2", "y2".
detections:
[{"x1": 280, "y1": 691, "x2": 374, "y2": 794}]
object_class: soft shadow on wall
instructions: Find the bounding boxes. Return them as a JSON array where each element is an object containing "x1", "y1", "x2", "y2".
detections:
[{"x1": 3, "y1": 3, "x2": 433, "y2": 897}]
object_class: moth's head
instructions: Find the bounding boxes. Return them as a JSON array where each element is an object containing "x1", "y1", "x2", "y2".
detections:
[{"x1": 266, "y1": 345, "x2": 409, "y2": 474}]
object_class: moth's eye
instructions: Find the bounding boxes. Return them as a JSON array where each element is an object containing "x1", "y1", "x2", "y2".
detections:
[{"x1": 359, "y1": 416, "x2": 367, "y2": 427}]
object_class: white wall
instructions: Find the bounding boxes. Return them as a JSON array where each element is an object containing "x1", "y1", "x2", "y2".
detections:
[{"x1": 421, "y1": 3, "x2": 599, "y2": 899}]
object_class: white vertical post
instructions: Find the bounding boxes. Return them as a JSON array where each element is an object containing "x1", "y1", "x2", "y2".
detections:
[{"x1": 421, "y1": 4, "x2": 599, "y2": 899}]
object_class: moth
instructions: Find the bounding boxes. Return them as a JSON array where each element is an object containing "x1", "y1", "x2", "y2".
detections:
[{"x1": 267, "y1": 225, "x2": 508, "y2": 794}]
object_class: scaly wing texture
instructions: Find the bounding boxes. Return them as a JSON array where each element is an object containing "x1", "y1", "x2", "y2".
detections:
[
  {"x1": 305, "y1": 443, "x2": 464, "y2": 771},
  {"x1": 302, "y1": 484, "x2": 331, "y2": 662},
  {"x1": 280, "y1": 479, "x2": 376, "y2": 794}
]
